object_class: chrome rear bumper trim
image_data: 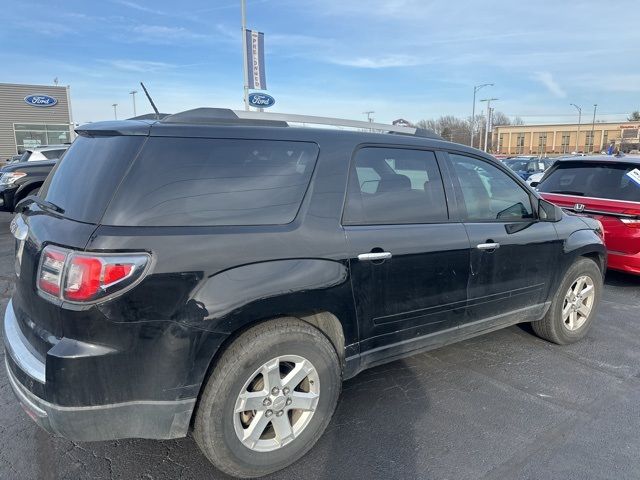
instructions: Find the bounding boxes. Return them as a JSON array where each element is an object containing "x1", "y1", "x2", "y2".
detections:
[{"x1": 3, "y1": 299, "x2": 46, "y2": 383}]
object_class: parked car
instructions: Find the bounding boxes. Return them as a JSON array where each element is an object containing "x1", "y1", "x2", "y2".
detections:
[
  {"x1": 13, "y1": 145, "x2": 69, "y2": 163},
  {"x1": 537, "y1": 156, "x2": 640, "y2": 275},
  {"x1": 4, "y1": 109, "x2": 605, "y2": 478},
  {"x1": 0, "y1": 159, "x2": 56, "y2": 212},
  {"x1": 503, "y1": 156, "x2": 553, "y2": 180}
]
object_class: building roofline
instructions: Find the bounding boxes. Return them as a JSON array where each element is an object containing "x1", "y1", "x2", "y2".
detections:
[
  {"x1": 494, "y1": 121, "x2": 639, "y2": 129},
  {"x1": 0, "y1": 82, "x2": 68, "y2": 89}
]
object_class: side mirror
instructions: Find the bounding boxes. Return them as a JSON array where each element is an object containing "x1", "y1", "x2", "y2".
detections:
[
  {"x1": 530, "y1": 181, "x2": 539, "y2": 188},
  {"x1": 538, "y1": 198, "x2": 562, "y2": 222}
]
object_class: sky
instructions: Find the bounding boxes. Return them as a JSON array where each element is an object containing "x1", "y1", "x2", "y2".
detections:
[{"x1": 2, "y1": 0, "x2": 639, "y2": 125}]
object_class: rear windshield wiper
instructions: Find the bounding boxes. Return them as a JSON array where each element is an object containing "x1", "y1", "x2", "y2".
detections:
[
  {"x1": 547, "y1": 190, "x2": 585, "y2": 196},
  {"x1": 33, "y1": 197, "x2": 65, "y2": 214}
]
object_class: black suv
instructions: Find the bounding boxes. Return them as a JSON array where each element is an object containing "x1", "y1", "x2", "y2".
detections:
[{"x1": 4, "y1": 109, "x2": 605, "y2": 478}]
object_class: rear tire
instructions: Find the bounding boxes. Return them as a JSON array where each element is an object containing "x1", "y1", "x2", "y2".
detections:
[
  {"x1": 194, "y1": 318, "x2": 341, "y2": 478},
  {"x1": 531, "y1": 257, "x2": 602, "y2": 344}
]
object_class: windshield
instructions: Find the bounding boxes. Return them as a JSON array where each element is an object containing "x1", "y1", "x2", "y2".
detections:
[
  {"x1": 504, "y1": 160, "x2": 530, "y2": 171},
  {"x1": 538, "y1": 162, "x2": 640, "y2": 202}
]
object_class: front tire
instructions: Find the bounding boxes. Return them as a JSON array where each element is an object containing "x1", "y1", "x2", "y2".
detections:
[
  {"x1": 194, "y1": 318, "x2": 341, "y2": 478},
  {"x1": 531, "y1": 257, "x2": 602, "y2": 344}
]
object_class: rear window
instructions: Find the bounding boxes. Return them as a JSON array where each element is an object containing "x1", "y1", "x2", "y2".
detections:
[
  {"x1": 41, "y1": 149, "x2": 66, "y2": 159},
  {"x1": 102, "y1": 137, "x2": 319, "y2": 227},
  {"x1": 40, "y1": 136, "x2": 145, "y2": 223},
  {"x1": 538, "y1": 162, "x2": 640, "y2": 202}
]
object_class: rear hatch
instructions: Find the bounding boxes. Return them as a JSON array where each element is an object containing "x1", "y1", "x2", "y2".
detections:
[
  {"x1": 11, "y1": 130, "x2": 147, "y2": 361},
  {"x1": 537, "y1": 160, "x2": 640, "y2": 255}
]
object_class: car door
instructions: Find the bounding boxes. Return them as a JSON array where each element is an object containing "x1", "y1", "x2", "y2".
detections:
[
  {"x1": 446, "y1": 152, "x2": 563, "y2": 326},
  {"x1": 343, "y1": 146, "x2": 470, "y2": 356}
]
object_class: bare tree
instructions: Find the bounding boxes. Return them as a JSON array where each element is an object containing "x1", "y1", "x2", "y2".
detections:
[{"x1": 628, "y1": 111, "x2": 640, "y2": 121}]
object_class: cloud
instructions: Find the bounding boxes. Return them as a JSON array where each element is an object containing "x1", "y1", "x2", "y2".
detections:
[
  {"x1": 106, "y1": 60, "x2": 176, "y2": 73},
  {"x1": 113, "y1": 0, "x2": 165, "y2": 15},
  {"x1": 329, "y1": 54, "x2": 423, "y2": 68},
  {"x1": 127, "y1": 24, "x2": 209, "y2": 44},
  {"x1": 534, "y1": 71, "x2": 567, "y2": 98}
]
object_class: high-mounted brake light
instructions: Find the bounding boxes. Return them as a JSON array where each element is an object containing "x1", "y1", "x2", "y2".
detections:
[{"x1": 37, "y1": 245, "x2": 150, "y2": 303}]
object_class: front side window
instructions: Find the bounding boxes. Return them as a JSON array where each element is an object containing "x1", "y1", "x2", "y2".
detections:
[
  {"x1": 343, "y1": 147, "x2": 448, "y2": 225},
  {"x1": 449, "y1": 153, "x2": 534, "y2": 222}
]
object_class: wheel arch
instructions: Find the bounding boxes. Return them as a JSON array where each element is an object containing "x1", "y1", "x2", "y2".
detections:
[
  {"x1": 189, "y1": 310, "x2": 347, "y2": 428},
  {"x1": 563, "y1": 229, "x2": 607, "y2": 274}
]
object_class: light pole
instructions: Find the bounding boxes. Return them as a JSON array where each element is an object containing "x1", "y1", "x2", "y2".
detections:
[
  {"x1": 241, "y1": 0, "x2": 249, "y2": 110},
  {"x1": 470, "y1": 83, "x2": 493, "y2": 148},
  {"x1": 363, "y1": 111, "x2": 374, "y2": 132},
  {"x1": 112, "y1": 103, "x2": 118, "y2": 120},
  {"x1": 590, "y1": 104, "x2": 598, "y2": 153},
  {"x1": 570, "y1": 103, "x2": 582, "y2": 153},
  {"x1": 129, "y1": 90, "x2": 137, "y2": 117},
  {"x1": 480, "y1": 98, "x2": 498, "y2": 152}
]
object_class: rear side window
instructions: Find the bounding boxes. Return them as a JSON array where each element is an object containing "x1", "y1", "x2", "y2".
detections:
[
  {"x1": 343, "y1": 147, "x2": 448, "y2": 224},
  {"x1": 538, "y1": 162, "x2": 640, "y2": 202},
  {"x1": 40, "y1": 136, "x2": 145, "y2": 224},
  {"x1": 102, "y1": 138, "x2": 319, "y2": 226}
]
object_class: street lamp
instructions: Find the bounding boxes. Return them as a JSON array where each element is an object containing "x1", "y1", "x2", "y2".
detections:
[
  {"x1": 470, "y1": 83, "x2": 494, "y2": 148},
  {"x1": 590, "y1": 104, "x2": 598, "y2": 153},
  {"x1": 480, "y1": 98, "x2": 498, "y2": 152},
  {"x1": 570, "y1": 103, "x2": 582, "y2": 153},
  {"x1": 112, "y1": 103, "x2": 118, "y2": 120},
  {"x1": 129, "y1": 90, "x2": 138, "y2": 117}
]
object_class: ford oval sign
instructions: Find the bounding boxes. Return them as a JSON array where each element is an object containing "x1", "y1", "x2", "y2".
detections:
[
  {"x1": 248, "y1": 93, "x2": 275, "y2": 108},
  {"x1": 24, "y1": 94, "x2": 58, "y2": 107}
]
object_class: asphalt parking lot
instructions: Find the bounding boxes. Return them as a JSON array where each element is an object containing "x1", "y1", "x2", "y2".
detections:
[{"x1": 1, "y1": 211, "x2": 639, "y2": 480}]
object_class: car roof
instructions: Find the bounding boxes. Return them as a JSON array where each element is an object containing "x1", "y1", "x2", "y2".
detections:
[
  {"x1": 74, "y1": 108, "x2": 499, "y2": 160},
  {"x1": 28, "y1": 145, "x2": 69, "y2": 152}
]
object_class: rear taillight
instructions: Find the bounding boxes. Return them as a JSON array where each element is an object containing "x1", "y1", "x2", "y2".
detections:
[{"x1": 37, "y1": 245, "x2": 150, "y2": 303}]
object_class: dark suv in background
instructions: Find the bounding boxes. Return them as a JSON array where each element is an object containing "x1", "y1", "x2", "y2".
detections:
[
  {"x1": 0, "y1": 144, "x2": 69, "y2": 212},
  {"x1": 4, "y1": 109, "x2": 605, "y2": 478}
]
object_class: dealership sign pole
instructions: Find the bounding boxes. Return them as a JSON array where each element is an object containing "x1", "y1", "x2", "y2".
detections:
[{"x1": 241, "y1": 0, "x2": 249, "y2": 110}]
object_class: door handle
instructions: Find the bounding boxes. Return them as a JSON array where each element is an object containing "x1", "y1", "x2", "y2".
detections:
[
  {"x1": 476, "y1": 242, "x2": 500, "y2": 251},
  {"x1": 357, "y1": 251, "x2": 392, "y2": 261}
]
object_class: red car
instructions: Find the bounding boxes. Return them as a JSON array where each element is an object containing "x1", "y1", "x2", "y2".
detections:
[{"x1": 537, "y1": 156, "x2": 640, "y2": 275}]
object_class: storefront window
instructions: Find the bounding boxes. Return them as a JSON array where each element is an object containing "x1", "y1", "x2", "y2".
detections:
[{"x1": 14, "y1": 124, "x2": 71, "y2": 151}]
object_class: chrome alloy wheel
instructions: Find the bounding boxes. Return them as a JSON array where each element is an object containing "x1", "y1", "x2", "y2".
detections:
[
  {"x1": 562, "y1": 275, "x2": 595, "y2": 331},
  {"x1": 233, "y1": 355, "x2": 320, "y2": 452}
]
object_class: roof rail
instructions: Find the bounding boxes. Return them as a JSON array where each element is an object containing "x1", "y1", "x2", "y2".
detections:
[{"x1": 160, "y1": 108, "x2": 442, "y2": 139}]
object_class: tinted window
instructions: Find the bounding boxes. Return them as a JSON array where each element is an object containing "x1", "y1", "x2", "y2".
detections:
[
  {"x1": 41, "y1": 149, "x2": 65, "y2": 159},
  {"x1": 538, "y1": 162, "x2": 640, "y2": 202},
  {"x1": 40, "y1": 136, "x2": 145, "y2": 223},
  {"x1": 450, "y1": 153, "x2": 534, "y2": 221},
  {"x1": 103, "y1": 138, "x2": 318, "y2": 226},
  {"x1": 343, "y1": 147, "x2": 448, "y2": 224}
]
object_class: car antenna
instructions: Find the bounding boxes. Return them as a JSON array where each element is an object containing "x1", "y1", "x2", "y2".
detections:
[{"x1": 140, "y1": 82, "x2": 160, "y2": 120}]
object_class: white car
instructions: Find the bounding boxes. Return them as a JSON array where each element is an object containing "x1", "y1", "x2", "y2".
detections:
[
  {"x1": 11, "y1": 145, "x2": 69, "y2": 163},
  {"x1": 526, "y1": 171, "x2": 544, "y2": 186}
]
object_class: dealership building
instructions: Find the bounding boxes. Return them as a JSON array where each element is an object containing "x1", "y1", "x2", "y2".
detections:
[
  {"x1": 0, "y1": 83, "x2": 74, "y2": 160},
  {"x1": 493, "y1": 121, "x2": 640, "y2": 155}
]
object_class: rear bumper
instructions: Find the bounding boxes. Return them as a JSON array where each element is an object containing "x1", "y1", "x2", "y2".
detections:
[
  {"x1": 3, "y1": 300, "x2": 195, "y2": 441},
  {"x1": 608, "y1": 250, "x2": 640, "y2": 275}
]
